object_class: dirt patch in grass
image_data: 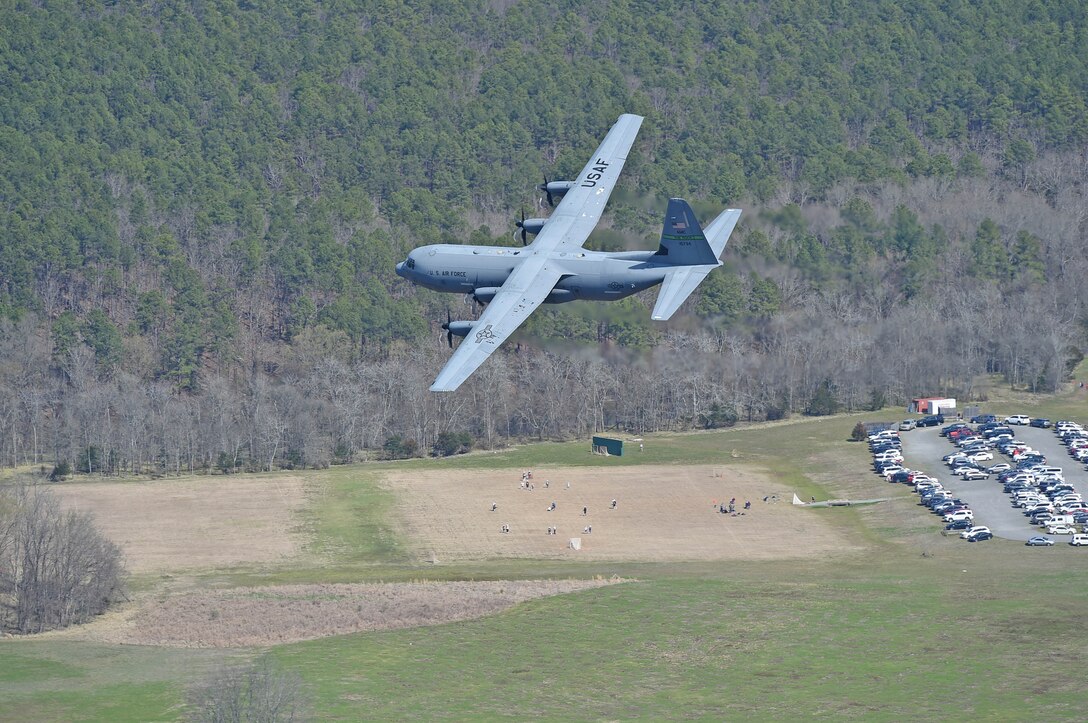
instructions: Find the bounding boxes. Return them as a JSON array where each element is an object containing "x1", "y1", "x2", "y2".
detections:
[
  {"x1": 382, "y1": 464, "x2": 860, "y2": 562},
  {"x1": 54, "y1": 475, "x2": 308, "y2": 574},
  {"x1": 79, "y1": 579, "x2": 621, "y2": 647}
]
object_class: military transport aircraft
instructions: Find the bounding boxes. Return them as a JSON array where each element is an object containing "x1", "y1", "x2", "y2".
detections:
[{"x1": 395, "y1": 113, "x2": 741, "y2": 392}]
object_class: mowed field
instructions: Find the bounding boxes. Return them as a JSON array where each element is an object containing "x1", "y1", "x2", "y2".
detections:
[
  {"x1": 4, "y1": 406, "x2": 1088, "y2": 720},
  {"x1": 56, "y1": 475, "x2": 310, "y2": 573},
  {"x1": 384, "y1": 464, "x2": 857, "y2": 562}
]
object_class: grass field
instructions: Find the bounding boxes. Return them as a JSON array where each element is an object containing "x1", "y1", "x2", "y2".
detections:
[{"x1": 3, "y1": 406, "x2": 1088, "y2": 720}]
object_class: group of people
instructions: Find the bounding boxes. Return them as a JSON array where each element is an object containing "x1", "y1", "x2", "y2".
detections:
[
  {"x1": 717, "y1": 497, "x2": 752, "y2": 515},
  {"x1": 499, "y1": 472, "x2": 620, "y2": 538}
]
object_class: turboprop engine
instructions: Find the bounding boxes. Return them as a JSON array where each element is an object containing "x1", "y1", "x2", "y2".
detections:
[
  {"x1": 441, "y1": 311, "x2": 475, "y2": 347},
  {"x1": 515, "y1": 210, "x2": 547, "y2": 244},
  {"x1": 539, "y1": 175, "x2": 576, "y2": 207},
  {"x1": 472, "y1": 287, "x2": 501, "y2": 305}
]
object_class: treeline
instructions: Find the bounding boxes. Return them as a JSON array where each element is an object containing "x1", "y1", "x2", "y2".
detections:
[
  {"x1": 0, "y1": 268, "x2": 1077, "y2": 472},
  {"x1": 1, "y1": 1, "x2": 1087, "y2": 471}
]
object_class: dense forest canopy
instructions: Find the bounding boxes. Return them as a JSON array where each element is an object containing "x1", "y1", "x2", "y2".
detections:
[{"x1": 1, "y1": 0, "x2": 1087, "y2": 472}]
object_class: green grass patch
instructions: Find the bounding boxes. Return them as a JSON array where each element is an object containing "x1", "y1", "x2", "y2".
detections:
[
  {"x1": 305, "y1": 465, "x2": 406, "y2": 565},
  {"x1": 269, "y1": 553, "x2": 1088, "y2": 720},
  {"x1": 0, "y1": 683, "x2": 180, "y2": 723}
]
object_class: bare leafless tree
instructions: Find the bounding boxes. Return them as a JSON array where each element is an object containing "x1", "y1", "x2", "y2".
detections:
[
  {"x1": 0, "y1": 484, "x2": 126, "y2": 634},
  {"x1": 185, "y1": 656, "x2": 311, "y2": 723}
]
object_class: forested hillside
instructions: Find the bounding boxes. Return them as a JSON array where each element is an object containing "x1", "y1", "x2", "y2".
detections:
[{"x1": 2, "y1": 0, "x2": 1087, "y2": 472}]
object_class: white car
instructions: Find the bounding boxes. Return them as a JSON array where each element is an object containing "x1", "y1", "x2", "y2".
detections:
[
  {"x1": 1070, "y1": 534, "x2": 1088, "y2": 546},
  {"x1": 960, "y1": 525, "x2": 990, "y2": 539},
  {"x1": 966, "y1": 451, "x2": 993, "y2": 462},
  {"x1": 1005, "y1": 414, "x2": 1031, "y2": 425},
  {"x1": 945, "y1": 509, "x2": 975, "y2": 522},
  {"x1": 1045, "y1": 524, "x2": 1077, "y2": 535},
  {"x1": 989, "y1": 463, "x2": 1012, "y2": 473}
]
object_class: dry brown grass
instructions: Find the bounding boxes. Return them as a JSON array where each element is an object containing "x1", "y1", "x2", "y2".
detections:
[
  {"x1": 382, "y1": 464, "x2": 860, "y2": 562},
  {"x1": 53, "y1": 475, "x2": 309, "y2": 573},
  {"x1": 79, "y1": 580, "x2": 622, "y2": 647}
]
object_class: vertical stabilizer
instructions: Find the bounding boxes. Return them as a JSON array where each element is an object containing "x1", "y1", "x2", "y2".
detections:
[{"x1": 654, "y1": 198, "x2": 719, "y2": 266}]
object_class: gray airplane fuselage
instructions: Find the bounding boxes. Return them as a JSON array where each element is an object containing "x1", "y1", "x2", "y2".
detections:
[{"x1": 395, "y1": 244, "x2": 669, "y2": 303}]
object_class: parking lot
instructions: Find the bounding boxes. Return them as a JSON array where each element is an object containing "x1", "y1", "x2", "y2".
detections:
[{"x1": 891, "y1": 420, "x2": 1088, "y2": 542}]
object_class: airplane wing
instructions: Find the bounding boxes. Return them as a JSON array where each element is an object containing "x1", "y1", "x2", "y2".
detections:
[
  {"x1": 429, "y1": 256, "x2": 564, "y2": 392},
  {"x1": 430, "y1": 114, "x2": 643, "y2": 392},
  {"x1": 529, "y1": 113, "x2": 643, "y2": 253}
]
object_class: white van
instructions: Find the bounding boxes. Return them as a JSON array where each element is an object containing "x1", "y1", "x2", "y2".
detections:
[{"x1": 1070, "y1": 533, "x2": 1088, "y2": 546}]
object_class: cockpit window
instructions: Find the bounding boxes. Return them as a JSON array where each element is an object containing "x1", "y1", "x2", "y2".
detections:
[{"x1": 406, "y1": 257, "x2": 415, "y2": 269}]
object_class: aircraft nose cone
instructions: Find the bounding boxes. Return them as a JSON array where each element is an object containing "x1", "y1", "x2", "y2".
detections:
[{"x1": 395, "y1": 261, "x2": 405, "y2": 277}]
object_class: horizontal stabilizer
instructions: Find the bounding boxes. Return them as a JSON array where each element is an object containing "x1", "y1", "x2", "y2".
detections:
[
  {"x1": 703, "y1": 208, "x2": 741, "y2": 258},
  {"x1": 650, "y1": 264, "x2": 719, "y2": 321}
]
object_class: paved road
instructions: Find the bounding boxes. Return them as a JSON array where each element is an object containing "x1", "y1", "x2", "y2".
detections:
[{"x1": 899, "y1": 423, "x2": 1087, "y2": 542}]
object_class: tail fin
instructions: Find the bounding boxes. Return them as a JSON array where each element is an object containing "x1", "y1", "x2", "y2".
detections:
[
  {"x1": 649, "y1": 203, "x2": 742, "y2": 321},
  {"x1": 653, "y1": 198, "x2": 719, "y2": 266}
]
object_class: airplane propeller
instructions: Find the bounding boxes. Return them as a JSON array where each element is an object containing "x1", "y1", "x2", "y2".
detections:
[
  {"x1": 441, "y1": 309, "x2": 454, "y2": 348},
  {"x1": 515, "y1": 209, "x2": 529, "y2": 245},
  {"x1": 539, "y1": 174, "x2": 556, "y2": 207}
]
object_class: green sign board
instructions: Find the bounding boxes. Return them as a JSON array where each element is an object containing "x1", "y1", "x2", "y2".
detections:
[{"x1": 591, "y1": 436, "x2": 624, "y2": 456}]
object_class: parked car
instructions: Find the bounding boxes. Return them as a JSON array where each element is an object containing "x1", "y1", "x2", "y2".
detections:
[
  {"x1": 1030, "y1": 418, "x2": 1052, "y2": 429},
  {"x1": 945, "y1": 510, "x2": 975, "y2": 522},
  {"x1": 945, "y1": 519, "x2": 973, "y2": 531},
  {"x1": 941, "y1": 423, "x2": 970, "y2": 436},
  {"x1": 967, "y1": 530, "x2": 994, "y2": 542},
  {"x1": 1026, "y1": 536, "x2": 1055, "y2": 546},
  {"x1": 917, "y1": 414, "x2": 945, "y2": 427},
  {"x1": 966, "y1": 451, "x2": 994, "y2": 462},
  {"x1": 1070, "y1": 534, "x2": 1088, "y2": 546},
  {"x1": 960, "y1": 525, "x2": 990, "y2": 539},
  {"x1": 1005, "y1": 414, "x2": 1031, "y2": 425},
  {"x1": 959, "y1": 468, "x2": 989, "y2": 480},
  {"x1": 1045, "y1": 524, "x2": 1076, "y2": 535},
  {"x1": 971, "y1": 414, "x2": 997, "y2": 424},
  {"x1": 989, "y1": 463, "x2": 1012, "y2": 473},
  {"x1": 898, "y1": 419, "x2": 917, "y2": 431}
]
